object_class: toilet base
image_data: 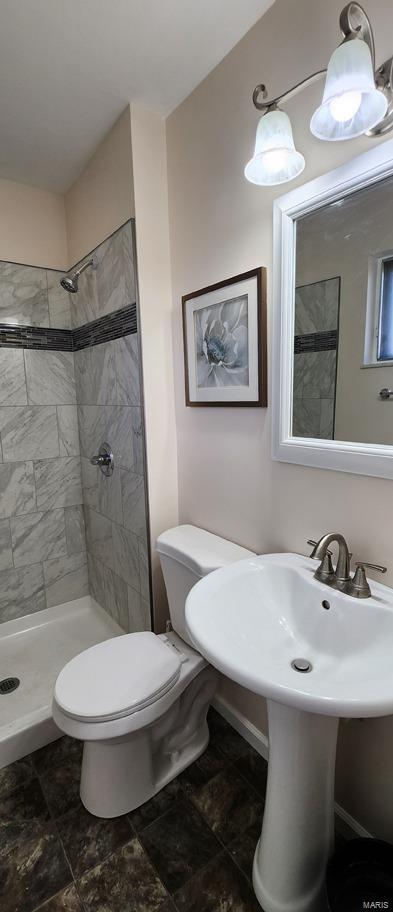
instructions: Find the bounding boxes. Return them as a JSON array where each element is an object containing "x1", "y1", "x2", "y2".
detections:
[{"x1": 80, "y1": 664, "x2": 217, "y2": 817}]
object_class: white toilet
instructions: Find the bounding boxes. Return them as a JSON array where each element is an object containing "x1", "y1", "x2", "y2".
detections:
[{"x1": 53, "y1": 524, "x2": 253, "y2": 818}]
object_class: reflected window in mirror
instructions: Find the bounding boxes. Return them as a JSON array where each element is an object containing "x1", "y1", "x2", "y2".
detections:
[
  {"x1": 379, "y1": 258, "x2": 393, "y2": 361},
  {"x1": 364, "y1": 252, "x2": 393, "y2": 365}
]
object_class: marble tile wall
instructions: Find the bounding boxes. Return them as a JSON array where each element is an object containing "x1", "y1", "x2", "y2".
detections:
[
  {"x1": 0, "y1": 344, "x2": 87, "y2": 623},
  {"x1": 292, "y1": 350, "x2": 337, "y2": 439},
  {"x1": 69, "y1": 222, "x2": 135, "y2": 329},
  {"x1": 0, "y1": 261, "x2": 71, "y2": 329},
  {"x1": 76, "y1": 339, "x2": 150, "y2": 630},
  {"x1": 74, "y1": 221, "x2": 151, "y2": 634},
  {"x1": 293, "y1": 278, "x2": 340, "y2": 440},
  {"x1": 0, "y1": 221, "x2": 150, "y2": 629}
]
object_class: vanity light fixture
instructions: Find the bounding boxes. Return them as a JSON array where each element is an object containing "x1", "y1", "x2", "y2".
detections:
[
  {"x1": 244, "y1": 108, "x2": 305, "y2": 186},
  {"x1": 245, "y1": 2, "x2": 393, "y2": 186}
]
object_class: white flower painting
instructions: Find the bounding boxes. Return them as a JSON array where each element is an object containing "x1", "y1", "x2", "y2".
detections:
[
  {"x1": 182, "y1": 268, "x2": 267, "y2": 406},
  {"x1": 194, "y1": 294, "x2": 249, "y2": 388}
]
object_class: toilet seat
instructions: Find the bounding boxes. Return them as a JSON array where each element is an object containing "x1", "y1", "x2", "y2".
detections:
[{"x1": 54, "y1": 631, "x2": 181, "y2": 723}]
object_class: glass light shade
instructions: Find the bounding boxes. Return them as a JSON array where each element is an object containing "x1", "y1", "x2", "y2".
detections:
[
  {"x1": 310, "y1": 37, "x2": 388, "y2": 141},
  {"x1": 244, "y1": 109, "x2": 305, "y2": 186}
]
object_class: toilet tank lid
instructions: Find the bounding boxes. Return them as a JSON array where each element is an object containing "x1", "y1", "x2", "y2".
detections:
[{"x1": 156, "y1": 524, "x2": 255, "y2": 576}]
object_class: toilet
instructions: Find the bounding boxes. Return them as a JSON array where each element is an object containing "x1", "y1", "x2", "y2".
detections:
[{"x1": 53, "y1": 524, "x2": 254, "y2": 818}]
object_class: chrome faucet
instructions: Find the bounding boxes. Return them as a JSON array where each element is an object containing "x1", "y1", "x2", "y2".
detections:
[
  {"x1": 308, "y1": 534, "x2": 387, "y2": 598},
  {"x1": 309, "y1": 533, "x2": 351, "y2": 590}
]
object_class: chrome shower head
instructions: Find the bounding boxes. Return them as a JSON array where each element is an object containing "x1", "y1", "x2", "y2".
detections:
[
  {"x1": 60, "y1": 275, "x2": 79, "y2": 293},
  {"x1": 59, "y1": 256, "x2": 96, "y2": 294}
]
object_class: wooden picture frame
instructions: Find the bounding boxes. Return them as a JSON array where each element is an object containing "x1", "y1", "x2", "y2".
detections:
[{"x1": 182, "y1": 267, "x2": 267, "y2": 407}]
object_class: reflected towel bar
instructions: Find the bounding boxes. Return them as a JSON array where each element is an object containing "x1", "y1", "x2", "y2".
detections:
[{"x1": 379, "y1": 388, "x2": 393, "y2": 399}]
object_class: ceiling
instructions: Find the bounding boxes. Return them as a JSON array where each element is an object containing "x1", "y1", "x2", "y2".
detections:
[{"x1": 0, "y1": 0, "x2": 275, "y2": 194}]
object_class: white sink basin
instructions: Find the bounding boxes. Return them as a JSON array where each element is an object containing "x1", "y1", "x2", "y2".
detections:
[
  {"x1": 186, "y1": 552, "x2": 393, "y2": 718},
  {"x1": 186, "y1": 552, "x2": 393, "y2": 912}
]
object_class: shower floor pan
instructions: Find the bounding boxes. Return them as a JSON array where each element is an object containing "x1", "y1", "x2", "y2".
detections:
[{"x1": 0, "y1": 596, "x2": 122, "y2": 769}]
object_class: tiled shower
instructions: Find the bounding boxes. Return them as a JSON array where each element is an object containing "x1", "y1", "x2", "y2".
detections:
[
  {"x1": 293, "y1": 277, "x2": 340, "y2": 439},
  {"x1": 0, "y1": 221, "x2": 151, "y2": 631}
]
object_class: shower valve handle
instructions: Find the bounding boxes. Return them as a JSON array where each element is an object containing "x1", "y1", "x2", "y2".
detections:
[
  {"x1": 91, "y1": 454, "x2": 110, "y2": 466},
  {"x1": 90, "y1": 443, "x2": 114, "y2": 477}
]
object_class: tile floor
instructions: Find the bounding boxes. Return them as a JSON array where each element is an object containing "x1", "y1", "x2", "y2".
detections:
[{"x1": 0, "y1": 708, "x2": 347, "y2": 912}]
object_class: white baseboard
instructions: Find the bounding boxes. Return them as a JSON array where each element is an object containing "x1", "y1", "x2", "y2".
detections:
[
  {"x1": 333, "y1": 802, "x2": 372, "y2": 839},
  {"x1": 212, "y1": 694, "x2": 269, "y2": 760},
  {"x1": 212, "y1": 694, "x2": 372, "y2": 840}
]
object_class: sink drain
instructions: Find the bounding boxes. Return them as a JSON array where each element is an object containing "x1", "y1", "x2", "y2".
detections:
[
  {"x1": 291, "y1": 659, "x2": 312, "y2": 674},
  {"x1": 0, "y1": 677, "x2": 20, "y2": 694}
]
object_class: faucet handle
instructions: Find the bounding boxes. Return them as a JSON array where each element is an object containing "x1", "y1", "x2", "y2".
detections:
[
  {"x1": 349, "y1": 561, "x2": 387, "y2": 599},
  {"x1": 307, "y1": 539, "x2": 333, "y2": 557},
  {"x1": 355, "y1": 561, "x2": 387, "y2": 574},
  {"x1": 351, "y1": 564, "x2": 372, "y2": 598}
]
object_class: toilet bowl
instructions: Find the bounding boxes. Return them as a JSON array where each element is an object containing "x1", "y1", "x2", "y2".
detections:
[{"x1": 53, "y1": 524, "x2": 254, "y2": 818}]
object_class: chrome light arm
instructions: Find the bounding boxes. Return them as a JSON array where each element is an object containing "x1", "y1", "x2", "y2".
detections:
[
  {"x1": 252, "y1": 2, "x2": 393, "y2": 138},
  {"x1": 339, "y1": 3, "x2": 375, "y2": 64},
  {"x1": 253, "y1": 71, "x2": 326, "y2": 112}
]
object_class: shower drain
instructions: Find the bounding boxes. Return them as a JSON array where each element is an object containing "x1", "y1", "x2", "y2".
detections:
[{"x1": 0, "y1": 677, "x2": 20, "y2": 695}]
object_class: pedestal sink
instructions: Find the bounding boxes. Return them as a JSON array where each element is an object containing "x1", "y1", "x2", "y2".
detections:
[{"x1": 185, "y1": 553, "x2": 393, "y2": 912}]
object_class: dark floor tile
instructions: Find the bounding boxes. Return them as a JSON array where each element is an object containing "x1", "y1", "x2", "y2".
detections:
[
  {"x1": 129, "y1": 779, "x2": 182, "y2": 832},
  {"x1": 334, "y1": 812, "x2": 353, "y2": 845},
  {"x1": 188, "y1": 766, "x2": 264, "y2": 846},
  {"x1": 0, "y1": 777, "x2": 50, "y2": 855},
  {"x1": 228, "y1": 820, "x2": 262, "y2": 880},
  {"x1": 234, "y1": 750, "x2": 268, "y2": 797},
  {"x1": 0, "y1": 756, "x2": 34, "y2": 799},
  {"x1": 0, "y1": 824, "x2": 71, "y2": 912},
  {"x1": 34, "y1": 884, "x2": 83, "y2": 912},
  {"x1": 334, "y1": 828, "x2": 348, "y2": 852},
  {"x1": 57, "y1": 803, "x2": 133, "y2": 877},
  {"x1": 207, "y1": 709, "x2": 251, "y2": 761},
  {"x1": 174, "y1": 850, "x2": 261, "y2": 912},
  {"x1": 179, "y1": 744, "x2": 226, "y2": 794},
  {"x1": 77, "y1": 837, "x2": 169, "y2": 912},
  {"x1": 139, "y1": 796, "x2": 221, "y2": 893},
  {"x1": 31, "y1": 737, "x2": 82, "y2": 776},
  {"x1": 32, "y1": 737, "x2": 83, "y2": 818}
]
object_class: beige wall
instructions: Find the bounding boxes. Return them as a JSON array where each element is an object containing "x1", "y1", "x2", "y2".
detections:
[
  {"x1": 166, "y1": 0, "x2": 393, "y2": 837},
  {"x1": 65, "y1": 107, "x2": 135, "y2": 266},
  {"x1": 0, "y1": 178, "x2": 68, "y2": 269},
  {"x1": 130, "y1": 104, "x2": 179, "y2": 631},
  {"x1": 0, "y1": 106, "x2": 135, "y2": 272}
]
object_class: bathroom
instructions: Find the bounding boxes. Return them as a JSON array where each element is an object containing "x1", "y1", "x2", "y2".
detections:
[{"x1": 1, "y1": 0, "x2": 393, "y2": 910}]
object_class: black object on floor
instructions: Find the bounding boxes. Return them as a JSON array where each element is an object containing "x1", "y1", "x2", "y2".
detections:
[{"x1": 327, "y1": 838, "x2": 393, "y2": 912}]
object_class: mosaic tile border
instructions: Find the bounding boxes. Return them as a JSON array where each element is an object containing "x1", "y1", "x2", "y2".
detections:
[
  {"x1": 73, "y1": 305, "x2": 137, "y2": 351},
  {"x1": 0, "y1": 304, "x2": 137, "y2": 352},
  {"x1": 294, "y1": 329, "x2": 337, "y2": 354},
  {"x1": 0, "y1": 325, "x2": 73, "y2": 351}
]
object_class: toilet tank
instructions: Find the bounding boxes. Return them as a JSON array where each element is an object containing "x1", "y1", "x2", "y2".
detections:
[{"x1": 156, "y1": 525, "x2": 255, "y2": 647}]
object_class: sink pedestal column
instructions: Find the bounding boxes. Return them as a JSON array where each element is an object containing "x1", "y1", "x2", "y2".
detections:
[{"x1": 253, "y1": 700, "x2": 339, "y2": 912}]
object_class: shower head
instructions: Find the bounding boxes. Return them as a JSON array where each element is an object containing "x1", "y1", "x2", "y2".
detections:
[
  {"x1": 59, "y1": 256, "x2": 96, "y2": 294},
  {"x1": 60, "y1": 275, "x2": 78, "y2": 293}
]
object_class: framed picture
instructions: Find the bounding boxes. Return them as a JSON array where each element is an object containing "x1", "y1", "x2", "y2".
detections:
[{"x1": 182, "y1": 267, "x2": 267, "y2": 407}]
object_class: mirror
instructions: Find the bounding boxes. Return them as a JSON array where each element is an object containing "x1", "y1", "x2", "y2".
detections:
[
  {"x1": 293, "y1": 174, "x2": 393, "y2": 445},
  {"x1": 272, "y1": 138, "x2": 393, "y2": 479}
]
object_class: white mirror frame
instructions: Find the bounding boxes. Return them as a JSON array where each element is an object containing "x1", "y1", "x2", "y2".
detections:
[{"x1": 272, "y1": 137, "x2": 393, "y2": 481}]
